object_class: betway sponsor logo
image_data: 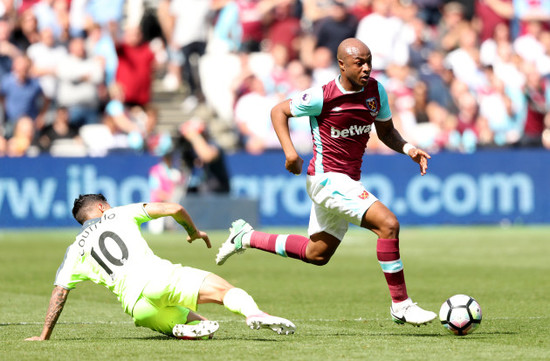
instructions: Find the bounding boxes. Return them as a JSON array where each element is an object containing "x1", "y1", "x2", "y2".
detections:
[{"x1": 330, "y1": 124, "x2": 371, "y2": 138}]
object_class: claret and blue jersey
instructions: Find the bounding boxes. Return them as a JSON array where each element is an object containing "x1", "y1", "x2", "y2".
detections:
[{"x1": 289, "y1": 76, "x2": 392, "y2": 181}]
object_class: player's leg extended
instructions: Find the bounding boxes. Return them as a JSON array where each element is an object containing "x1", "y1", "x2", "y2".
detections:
[
  {"x1": 215, "y1": 219, "x2": 341, "y2": 266},
  {"x1": 198, "y1": 273, "x2": 296, "y2": 335},
  {"x1": 216, "y1": 173, "x2": 349, "y2": 266},
  {"x1": 362, "y1": 201, "x2": 436, "y2": 326},
  {"x1": 216, "y1": 219, "x2": 313, "y2": 264}
]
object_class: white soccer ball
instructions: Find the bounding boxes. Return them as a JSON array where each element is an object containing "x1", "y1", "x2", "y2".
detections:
[{"x1": 439, "y1": 294, "x2": 482, "y2": 336}]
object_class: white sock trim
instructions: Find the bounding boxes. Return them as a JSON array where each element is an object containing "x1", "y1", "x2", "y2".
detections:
[{"x1": 242, "y1": 232, "x2": 252, "y2": 248}]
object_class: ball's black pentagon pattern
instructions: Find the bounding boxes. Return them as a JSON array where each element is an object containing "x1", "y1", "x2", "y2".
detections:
[{"x1": 440, "y1": 295, "x2": 482, "y2": 336}]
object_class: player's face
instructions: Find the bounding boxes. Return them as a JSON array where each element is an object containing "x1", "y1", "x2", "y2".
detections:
[{"x1": 341, "y1": 46, "x2": 372, "y2": 91}]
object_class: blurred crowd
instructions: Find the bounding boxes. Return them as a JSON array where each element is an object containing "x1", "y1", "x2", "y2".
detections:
[{"x1": 1, "y1": 0, "x2": 550, "y2": 160}]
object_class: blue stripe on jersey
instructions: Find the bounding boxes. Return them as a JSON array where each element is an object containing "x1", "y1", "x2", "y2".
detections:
[
  {"x1": 379, "y1": 259, "x2": 404, "y2": 273},
  {"x1": 310, "y1": 116, "x2": 324, "y2": 174},
  {"x1": 376, "y1": 82, "x2": 392, "y2": 121}
]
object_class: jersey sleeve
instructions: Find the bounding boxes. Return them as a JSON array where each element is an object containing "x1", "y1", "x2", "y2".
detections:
[
  {"x1": 376, "y1": 82, "x2": 392, "y2": 121},
  {"x1": 118, "y1": 203, "x2": 152, "y2": 225},
  {"x1": 289, "y1": 86, "x2": 324, "y2": 117},
  {"x1": 54, "y1": 245, "x2": 89, "y2": 290}
]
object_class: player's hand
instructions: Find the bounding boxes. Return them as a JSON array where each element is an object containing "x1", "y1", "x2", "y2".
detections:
[
  {"x1": 408, "y1": 148, "x2": 431, "y2": 176},
  {"x1": 25, "y1": 336, "x2": 45, "y2": 341},
  {"x1": 285, "y1": 153, "x2": 304, "y2": 175},
  {"x1": 187, "y1": 230, "x2": 211, "y2": 248}
]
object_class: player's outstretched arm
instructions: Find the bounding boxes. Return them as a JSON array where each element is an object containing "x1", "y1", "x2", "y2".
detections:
[
  {"x1": 271, "y1": 99, "x2": 303, "y2": 175},
  {"x1": 145, "y1": 202, "x2": 211, "y2": 248},
  {"x1": 374, "y1": 119, "x2": 431, "y2": 175},
  {"x1": 25, "y1": 286, "x2": 70, "y2": 341}
]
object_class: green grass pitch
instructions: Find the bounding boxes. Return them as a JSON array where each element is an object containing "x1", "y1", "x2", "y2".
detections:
[{"x1": 1, "y1": 226, "x2": 549, "y2": 360}]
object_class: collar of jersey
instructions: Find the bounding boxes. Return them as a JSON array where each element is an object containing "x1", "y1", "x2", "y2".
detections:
[
  {"x1": 79, "y1": 217, "x2": 101, "y2": 234},
  {"x1": 336, "y1": 75, "x2": 365, "y2": 94}
]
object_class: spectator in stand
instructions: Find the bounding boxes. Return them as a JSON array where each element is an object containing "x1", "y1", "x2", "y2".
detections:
[
  {"x1": 0, "y1": 0, "x2": 16, "y2": 19},
  {"x1": 68, "y1": 0, "x2": 87, "y2": 38},
  {"x1": 286, "y1": 59, "x2": 309, "y2": 96},
  {"x1": 480, "y1": 22, "x2": 511, "y2": 67},
  {"x1": 475, "y1": 0, "x2": 512, "y2": 43},
  {"x1": 104, "y1": 82, "x2": 143, "y2": 151},
  {"x1": 27, "y1": 26, "x2": 67, "y2": 101},
  {"x1": 234, "y1": 75, "x2": 282, "y2": 154},
  {"x1": 413, "y1": 0, "x2": 443, "y2": 26},
  {"x1": 444, "y1": 23, "x2": 488, "y2": 91},
  {"x1": 177, "y1": 117, "x2": 230, "y2": 194},
  {"x1": 85, "y1": 22, "x2": 118, "y2": 86},
  {"x1": 513, "y1": 20, "x2": 550, "y2": 76},
  {"x1": 350, "y1": 0, "x2": 372, "y2": 21},
  {"x1": 517, "y1": 62, "x2": 549, "y2": 147},
  {"x1": 412, "y1": 80, "x2": 430, "y2": 125},
  {"x1": 478, "y1": 66, "x2": 521, "y2": 147},
  {"x1": 538, "y1": 30, "x2": 550, "y2": 76},
  {"x1": 413, "y1": 102, "x2": 456, "y2": 153},
  {"x1": 36, "y1": 106, "x2": 80, "y2": 152},
  {"x1": 10, "y1": 8, "x2": 40, "y2": 52},
  {"x1": 485, "y1": 0, "x2": 550, "y2": 38},
  {"x1": 264, "y1": 0, "x2": 302, "y2": 62},
  {"x1": 158, "y1": 0, "x2": 210, "y2": 111},
  {"x1": 407, "y1": 16, "x2": 435, "y2": 70},
  {"x1": 0, "y1": 131, "x2": 5, "y2": 155},
  {"x1": 0, "y1": 18, "x2": 21, "y2": 79},
  {"x1": 140, "y1": 105, "x2": 163, "y2": 154},
  {"x1": 314, "y1": 0, "x2": 358, "y2": 58},
  {"x1": 210, "y1": 0, "x2": 242, "y2": 53},
  {"x1": 148, "y1": 134, "x2": 184, "y2": 234},
  {"x1": 32, "y1": 0, "x2": 70, "y2": 43},
  {"x1": 384, "y1": 63, "x2": 417, "y2": 141},
  {"x1": 310, "y1": 46, "x2": 338, "y2": 87},
  {"x1": 355, "y1": 0, "x2": 410, "y2": 72},
  {"x1": 434, "y1": 1, "x2": 466, "y2": 52},
  {"x1": 115, "y1": 25, "x2": 155, "y2": 108},
  {"x1": 84, "y1": 0, "x2": 125, "y2": 35},
  {"x1": 490, "y1": 40, "x2": 525, "y2": 90},
  {"x1": 56, "y1": 36, "x2": 103, "y2": 127},
  {"x1": 449, "y1": 90, "x2": 480, "y2": 153},
  {"x1": 5, "y1": 115, "x2": 36, "y2": 157},
  {"x1": 236, "y1": 0, "x2": 264, "y2": 53},
  {"x1": 301, "y1": 0, "x2": 334, "y2": 34},
  {"x1": 0, "y1": 55, "x2": 49, "y2": 136}
]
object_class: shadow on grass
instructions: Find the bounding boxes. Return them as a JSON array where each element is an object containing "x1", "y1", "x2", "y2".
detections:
[{"x1": 57, "y1": 334, "x2": 282, "y2": 342}]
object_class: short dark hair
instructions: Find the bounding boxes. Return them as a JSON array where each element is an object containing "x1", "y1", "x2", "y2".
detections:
[{"x1": 72, "y1": 194, "x2": 108, "y2": 225}]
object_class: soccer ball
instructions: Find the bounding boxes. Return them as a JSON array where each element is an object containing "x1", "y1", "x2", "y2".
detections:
[{"x1": 439, "y1": 294, "x2": 482, "y2": 336}]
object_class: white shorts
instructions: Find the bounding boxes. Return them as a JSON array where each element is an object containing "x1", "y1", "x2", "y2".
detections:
[{"x1": 306, "y1": 172, "x2": 378, "y2": 240}]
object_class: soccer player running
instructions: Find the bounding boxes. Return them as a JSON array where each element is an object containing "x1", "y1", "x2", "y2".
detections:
[
  {"x1": 216, "y1": 38, "x2": 437, "y2": 326},
  {"x1": 26, "y1": 194, "x2": 295, "y2": 341}
]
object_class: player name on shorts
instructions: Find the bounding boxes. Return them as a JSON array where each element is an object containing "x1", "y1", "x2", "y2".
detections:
[{"x1": 330, "y1": 124, "x2": 372, "y2": 138}]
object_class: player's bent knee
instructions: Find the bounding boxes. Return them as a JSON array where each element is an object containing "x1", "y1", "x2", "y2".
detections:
[{"x1": 379, "y1": 216, "x2": 400, "y2": 238}]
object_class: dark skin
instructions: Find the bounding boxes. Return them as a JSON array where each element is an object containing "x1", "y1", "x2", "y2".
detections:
[{"x1": 271, "y1": 38, "x2": 431, "y2": 265}]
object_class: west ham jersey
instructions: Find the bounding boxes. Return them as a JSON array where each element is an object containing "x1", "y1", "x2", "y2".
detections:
[
  {"x1": 290, "y1": 76, "x2": 391, "y2": 181},
  {"x1": 54, "y1": 203, "x2": 173, "y2": 314}
]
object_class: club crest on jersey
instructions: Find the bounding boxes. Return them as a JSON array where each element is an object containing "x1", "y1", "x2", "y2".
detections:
[
  {"x1": 358, "y1": 190, "x2": 369, "y2": 199},
  {"x1": 366, "y1": 97, "x2": 379, "y2": 117}
]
